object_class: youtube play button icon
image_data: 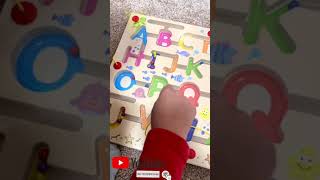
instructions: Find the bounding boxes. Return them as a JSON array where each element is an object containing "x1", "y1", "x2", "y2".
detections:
[{"x1": 112, "y1": 156, "x2": 129, "y2": 169}]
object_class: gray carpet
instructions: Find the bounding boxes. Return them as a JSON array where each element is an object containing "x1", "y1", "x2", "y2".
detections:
[{"x1": 110, "y1": 0, "x2": 210, "y2": 179}]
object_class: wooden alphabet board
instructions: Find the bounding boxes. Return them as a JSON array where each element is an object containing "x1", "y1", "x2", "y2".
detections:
[{"x1": 110, "y1": 13, "x2": 211, "y2": 169}]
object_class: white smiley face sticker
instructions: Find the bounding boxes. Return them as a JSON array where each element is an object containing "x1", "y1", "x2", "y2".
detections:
[{"x1": 297, "y1": 154, "x2": 313, "y2": 170}]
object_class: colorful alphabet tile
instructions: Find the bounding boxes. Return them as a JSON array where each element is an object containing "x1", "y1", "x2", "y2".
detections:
[{"x1": 110, "y1": 13, "x2": 210, "y2": 169}]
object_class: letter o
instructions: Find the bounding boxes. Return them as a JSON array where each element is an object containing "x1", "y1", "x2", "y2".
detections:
[{"x1": 114, "y1": 70, "x2": 136, "y2": 91}]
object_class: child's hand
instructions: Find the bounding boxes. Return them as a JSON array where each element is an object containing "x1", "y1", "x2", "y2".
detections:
[
  {"x1": 213, "y1": 92, "x2": 276, "y2": 180},
  {"x1": 151, "y1": 85, "x2": 196, "y2": 139}
]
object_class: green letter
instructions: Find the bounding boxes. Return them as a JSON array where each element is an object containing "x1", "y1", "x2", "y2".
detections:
[
  {"x1": 148, "y1": 76, "x2": 168, "y2": 97},
  {"x1": 243, "y1": 0, "x2": 296, "y2": 53},
  {"x1": 186, "y1": 58, "x2": 203, "y2": 79}
]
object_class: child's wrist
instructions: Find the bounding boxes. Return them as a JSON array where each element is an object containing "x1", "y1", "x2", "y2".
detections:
[
  {"x1": 152, "y1": 126, "x2": 188, "y2": 140},
  {"x1": 146, "y1": 128, "x2": 190, "y2": 160}
]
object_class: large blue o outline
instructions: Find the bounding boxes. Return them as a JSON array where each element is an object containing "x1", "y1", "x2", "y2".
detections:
[
  {"x1": 114, "y1": 70, "x2": 136, "y2": 91},
  {"x1": 16, "y1": 32, "x2": 84, "y2": 92}
]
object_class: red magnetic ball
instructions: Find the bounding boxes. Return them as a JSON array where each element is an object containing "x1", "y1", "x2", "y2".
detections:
[
  {"x1": 132, "y1": 15, "x2": 139, "y2": 22},
  {"x1": 38, "y1": 147, "x2": 49, "y2": 160},
  {"x1": 113, "y1": 62, "x2": 122, "y2": 70},
  {"x1": 70, "y1": 47, "x2": 80, "y2": 57},
  {"x1": 207, "y1": 30, "x2": 210, "y2": 37},
  {"x1": 11, "y1": 1, "x2": 37, "y2": 25},
  {"x1": 188, "y1": 148, "x2": 196, "y2": 159}
]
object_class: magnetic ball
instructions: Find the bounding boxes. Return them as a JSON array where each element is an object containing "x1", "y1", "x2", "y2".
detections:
[
  {"x1": 132, "y1": 15, "x2": 139, "y2": 22},
  {"x1": 207, "y1": 31, "x2": 210, "y2": 37},
  {"x1": 11, "y1": 1, "x2": 37, "y2": 25},
  {"x1": 188, "y1": 148, "x2": 196, "y2": 159},
  {"x1": 70, "y1": 47, "x2": 80, "y2": 57},
  {"x1": 38, "y1": 148, "x2": 49, "y2": 160},
  {"x1": 113, "y1": 62, "x2": 122, "y2": 70}
]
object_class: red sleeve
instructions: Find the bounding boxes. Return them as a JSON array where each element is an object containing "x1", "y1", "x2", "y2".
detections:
[{"x1": 130, "y1": 128, "x2": 192, "y2": 180}]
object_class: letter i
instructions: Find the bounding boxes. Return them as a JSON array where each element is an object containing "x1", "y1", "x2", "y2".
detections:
[{"x1": 147, "y1": 50, "x2": 159, "y2": 69}]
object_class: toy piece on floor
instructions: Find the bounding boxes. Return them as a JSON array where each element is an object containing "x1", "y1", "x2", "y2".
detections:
[
  {"x1": 80, "y1": 0, "x2": 97, "y2": 16},
  {"x1": 11, "y1": 1, "x2": 37, "y2": 25},
  {"x1": 26, "y1": 143, "x2": 50, "y2": 180},
  {"x1": 52, "y1": 14, "x2": 75, "y2": 27},
  {"x1": 39, "y1": 0, "x2": 54, "y2": 6}
]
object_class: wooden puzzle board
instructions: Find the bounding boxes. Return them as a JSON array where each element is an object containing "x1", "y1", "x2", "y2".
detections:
[
  {"x1": 110, "y1": 13, "x2": 211, "y2": 169},
  {"x1": 214, "y1": 0, "x2": 320, "y2": 179},
  {"x1": 0, "y1": 0, "x2": 108, "y2": 179}
]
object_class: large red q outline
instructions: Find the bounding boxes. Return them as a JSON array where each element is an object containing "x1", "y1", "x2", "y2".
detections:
[
  {"x1": 179, "y1": 83, "x2": 201, "y2": 107},
  {"x1": 222, "y1": 68, "x2": 288, "y2": 143}
]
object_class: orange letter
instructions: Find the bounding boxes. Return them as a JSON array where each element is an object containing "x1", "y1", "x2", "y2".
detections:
[
  {"x1": 202, "y1": 37, "x2": 210, "y2": 54},
  {"x1": 163, "y1": 55, "x2": 179, "y2": 73}
]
